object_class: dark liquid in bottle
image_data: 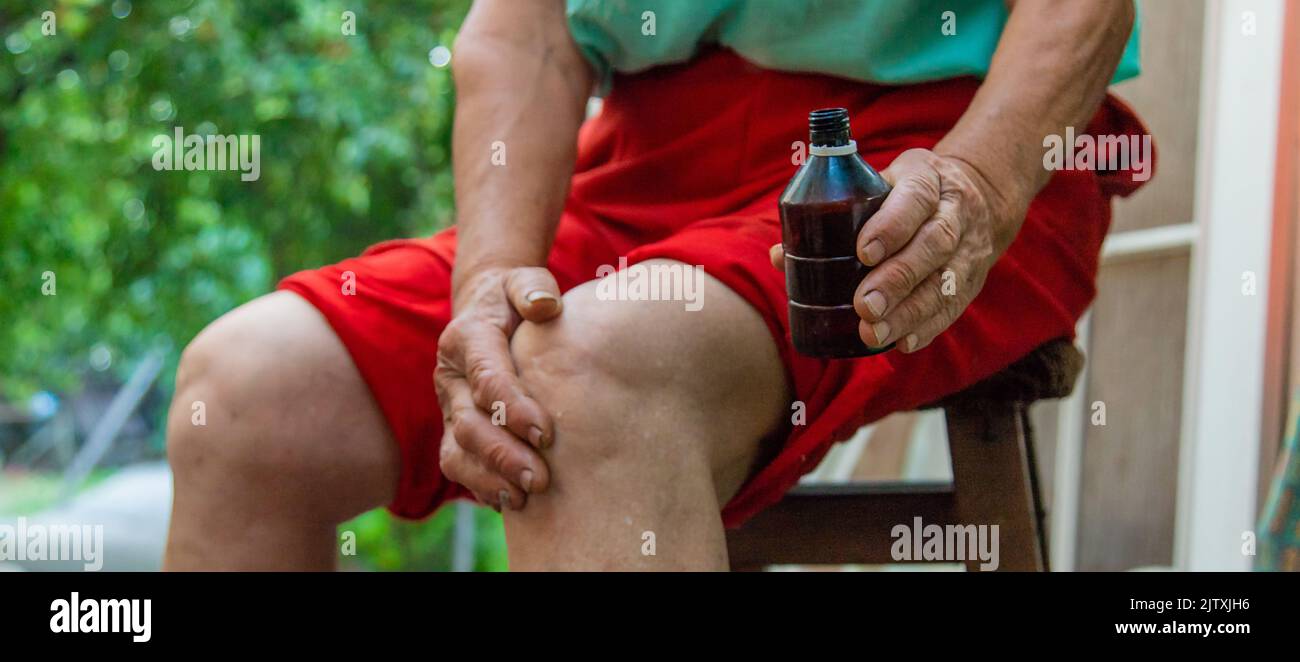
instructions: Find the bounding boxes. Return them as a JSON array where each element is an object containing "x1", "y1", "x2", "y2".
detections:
[{"x1": 780, "y1": 108, "x2": 892, "y2": 358}]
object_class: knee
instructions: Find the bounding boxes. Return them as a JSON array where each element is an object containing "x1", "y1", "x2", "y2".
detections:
[
  {"x1": 511, "y1": 305, "x2": 630, "y2": 398},
  {"x1": 508, "y1": 284, "x2": 710, "y2": 469},
  {"x1": 166, "y1": 307, "x2": 303, "y2": 486},
  {"x1": 510, "y1": 276, "x2": 698, "y2": 394},
  {"x1": 509, "y1": 281, "x2": 675, "y2": 408},
  {"x1": 167, "y1": 317, "x2": 254, "y2": 480}
]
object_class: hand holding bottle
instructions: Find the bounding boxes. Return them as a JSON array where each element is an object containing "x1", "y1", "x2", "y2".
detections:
[{"x1": 774, "y1": 141, "x2": 1018, "y2": 356}]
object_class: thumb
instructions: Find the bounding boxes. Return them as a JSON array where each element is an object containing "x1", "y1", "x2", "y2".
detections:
[
  {"x1": 769, "y1": 243, "x2": 785, "y2": 271},
  {"x1": 504, "y1": 266, "x2": 563, "y2": 323}
]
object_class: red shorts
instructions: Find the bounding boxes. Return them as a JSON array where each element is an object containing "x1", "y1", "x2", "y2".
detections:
[{"x1": 279, "y1": 49, "x2": 1152, "y2": 527}]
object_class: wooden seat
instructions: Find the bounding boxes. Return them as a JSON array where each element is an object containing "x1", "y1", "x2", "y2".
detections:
[{"x1": 725, "y1": 338, "x2": 1084, "y2": 571}]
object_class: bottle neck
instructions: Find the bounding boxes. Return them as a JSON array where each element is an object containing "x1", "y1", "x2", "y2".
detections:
[
  {"x1": 809, "y1": 127, "x2": 851, "y2": 148},
  {"x1": 809, "y1": 140, "x2": 858, "y2": 157},
  {"x1": 807, "y1": 107, "x2": 855, "y2": 156}
]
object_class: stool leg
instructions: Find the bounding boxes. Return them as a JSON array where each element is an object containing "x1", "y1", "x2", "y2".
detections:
[
  {"x1": 1018, "y1": 403, "x2": 1052, "y2": 571},
  {"x1": 945, "y1": 401, "x2": 1048, "y2": 571}
]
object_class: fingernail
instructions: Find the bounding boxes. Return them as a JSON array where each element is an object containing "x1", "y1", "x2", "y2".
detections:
[
  {"x1": 529, "y1": 425, "x2": 546, "y2": 448},
  {"x1": 863, "y1": 290, "x2": 887, "y2": 317},
  {"x1": 498, "y1": 490, "x2": 512, "y2": 511},
  {"x1": 520, "y1": 469, "x2": 535, "y2": 493},
  {"x1": 863, "y1": 240, "x2": 886, "y2": 266},
  {"x1": 906, "y1": 334, "x2": 919, "y2": 352},
  {"x1": 526, "y1": 290, "x2": 557, "y2": 304},
  {"x1": 872, "y1": 321, "x2": 891, "y2": 345}
]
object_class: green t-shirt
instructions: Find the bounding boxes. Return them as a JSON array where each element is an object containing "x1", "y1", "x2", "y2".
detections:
[{"x1": 567, "y1": 0, "x2": 1141, "y2": 92}]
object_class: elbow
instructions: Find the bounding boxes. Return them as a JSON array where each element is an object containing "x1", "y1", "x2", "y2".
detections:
[
  {"x1": 449, "y1": 33, "x2": 501, "y2": 98},
  {"x1": 1007, "y1": 0, "x2": 1136, "y2": 39},
  {"x1": 450, "y1": 28, "x2": 592, "y2": 103}
]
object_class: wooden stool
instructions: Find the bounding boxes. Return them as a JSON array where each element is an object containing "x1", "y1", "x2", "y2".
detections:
[{"x1": 726, "y1": 339, "x2": 1084, "y2": 571}]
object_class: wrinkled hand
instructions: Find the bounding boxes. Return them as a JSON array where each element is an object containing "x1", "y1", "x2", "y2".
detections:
[
  {"x1": 434, "y1": 267, "x2": 562, "y2": 511},
  {"x1": 771, "y1": 148, "x2": 1017, "y2": 353}
]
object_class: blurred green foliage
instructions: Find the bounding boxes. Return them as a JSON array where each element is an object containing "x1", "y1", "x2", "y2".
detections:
[
  {"x1": 1, "y1": 0, "x2": 510, "y2": 571},
  {"x1": 1, "y1": 0, "x2": 468, "y2": 396},
  {"x1": 343, "y1": 505, "x2": 508, "y2": 572},
  {"x1": 0, "y1": 467, "x2": 114, "y2": 514}
]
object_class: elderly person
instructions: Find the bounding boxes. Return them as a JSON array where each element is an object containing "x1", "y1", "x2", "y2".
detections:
[{"x1": 164, "y1": 0, "x2": 1151, "y2": 570}]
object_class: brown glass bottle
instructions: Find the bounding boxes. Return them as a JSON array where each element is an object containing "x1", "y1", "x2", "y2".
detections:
[{"x1": 780, "y1": 108, "x2": 893, "y2": 358}]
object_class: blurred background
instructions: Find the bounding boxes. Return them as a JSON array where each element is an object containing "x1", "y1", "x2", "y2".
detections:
[
  {"x1": 0, "y1": 0, "x2": 507, "y2": 571},
  {"x1": 1, "y1": 0, "x2": 1296, "y2": 571}
]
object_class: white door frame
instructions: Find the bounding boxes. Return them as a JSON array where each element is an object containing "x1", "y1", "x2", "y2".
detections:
[{"x1": 1174, "y1": 0, "x2": 1285, "y2": 571}]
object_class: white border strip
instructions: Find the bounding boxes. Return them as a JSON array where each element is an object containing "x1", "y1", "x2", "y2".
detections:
[{"x1": 1175, "y1": 0, "x2": 1282, "y2": 571}]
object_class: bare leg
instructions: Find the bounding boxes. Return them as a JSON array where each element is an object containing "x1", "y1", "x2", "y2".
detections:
[
  {"x1": 504, "y1": 260, "x2": 789, "y2": 570},
  {"x1": 163, "y1": 291, "x2": 400, "y2": 570},
  {"x1": 166, "y1": 264, "x2": 786, "y2": 571}
]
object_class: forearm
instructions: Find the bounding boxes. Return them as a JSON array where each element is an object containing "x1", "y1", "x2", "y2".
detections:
[
  {"x1": 934, "y1": 0, "x2": 1135, "y2": 249},
  {"x1": 450, "y1": 0, "x2": 592, "y2": 309}
]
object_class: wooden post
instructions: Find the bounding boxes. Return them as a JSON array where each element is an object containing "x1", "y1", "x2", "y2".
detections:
[{"x1": 944, "y1": 400, "x2": 1048, "y2": 571}]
